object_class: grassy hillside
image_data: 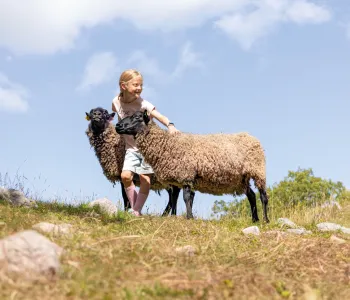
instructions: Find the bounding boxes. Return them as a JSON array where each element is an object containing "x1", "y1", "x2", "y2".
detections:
[{"x1": 0, "y1": 195, "x2": 349, "y2": 299}]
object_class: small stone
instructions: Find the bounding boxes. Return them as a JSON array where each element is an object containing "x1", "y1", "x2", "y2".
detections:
[
  {"x1": 340, "y1": 227, "x2": 350, "y2": 234},
  {"x1": 330, "y1": 235, "x2": 346, "y2": 244},
  {"x1": 277, "y1": 218, "x2": 298, "y2": 229},
  {"x1": 242, "y1": 226, "x2": 260, "y2": 236},
  {"x1": 0, "y1": 230, "x2": 63, "y2": 280},
  {"x1": 88, "y1": 197, "x2": 118, "y2": 216},
  {"x1": 175, "y1": 245, "x2": 196, "y2": 257},
  {"x1": 0, "y1": 187, "x2": 37, "y2": 208},
  {"x1": 0, "y1": 187, "x2": 10, "y2": 200},
  {"x1": 32, "y1": 222, "x2": 73, "y2": 236},
  {"x1": 316, "y1": 222, "x2": 342, "y2": 232}
]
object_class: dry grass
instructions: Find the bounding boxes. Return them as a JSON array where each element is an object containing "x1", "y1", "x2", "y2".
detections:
[{"x1": 0, "y1": 199, "x2": 349, "y2": 300}]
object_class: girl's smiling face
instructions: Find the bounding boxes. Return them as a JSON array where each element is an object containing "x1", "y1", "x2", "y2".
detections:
[{"x1": 121, "y1": 75, "x2": 143, "y2": 102}]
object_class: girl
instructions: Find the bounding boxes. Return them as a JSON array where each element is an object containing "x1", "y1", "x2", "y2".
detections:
[{"x1": 112, "y1": 69, "x2": 180, "y2": 216}]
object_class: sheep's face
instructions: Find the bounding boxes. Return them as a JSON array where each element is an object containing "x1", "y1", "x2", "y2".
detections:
[
  {"x1": 115, "y1": 110, "x2": 150, "y2": 136},
  {"x1": 86, "y1": 107, "x2": 115, "y2": 133}
]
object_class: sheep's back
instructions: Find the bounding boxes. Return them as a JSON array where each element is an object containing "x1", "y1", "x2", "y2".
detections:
[{"x1": 138, "y1": 124, "x2": 265, "y2": 195}]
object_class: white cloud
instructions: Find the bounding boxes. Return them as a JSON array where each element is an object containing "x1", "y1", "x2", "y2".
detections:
[
  {"x1": 84, "y1": 41, "x2": 203, "y2": 93},
  {"x1": 172, "y1": 42, "x2": 205, "y2": 78},
  {"x1": 126, "y1": 41, "x2": 204, "y2": 84},
  {"x1": 286, "y1": 1, "x2": 331, "y2": 24},
  {"x1": 76, "y1": 52, "x2": 118, "y2": 91},
  {"x1": 214, "y1": 7, "x2": 281, "y2": 50},
  {"x1": 127, "y1": 50, "x2": 167, "y2": 83},
  {"x1": 0, "y1": 73, "x2": 29, "y2": 113},
  {"x1": 0, "y1": 0, "x2": 331, "y2": 55},
  {"x1": 214, "y1": 0, "x2": 331, "y2": 50}
]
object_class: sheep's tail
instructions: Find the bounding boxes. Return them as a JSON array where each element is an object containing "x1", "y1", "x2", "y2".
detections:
[
  {"x1": 244, "y1": 135, "x2": 267, "y2": 191},
  {"x1": 251, "y1": 168, "x2": 266, "y2": 190}
]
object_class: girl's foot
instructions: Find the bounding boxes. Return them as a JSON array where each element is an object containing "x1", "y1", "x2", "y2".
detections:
[
  {"x1": 132, "y1": 210, "x2": 142, "y2": 216},
  {"x1": 128, "y1": 208, "x2": 142, "y2": 217}
]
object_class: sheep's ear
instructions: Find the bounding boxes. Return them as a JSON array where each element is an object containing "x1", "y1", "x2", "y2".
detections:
[
  {"x1": 108, "y1": 112, "x2": 115, "y2": 121},
  {"x1": 143, "y1": 110, "x2": 150, "y2": 125},
  {"x1": 85, "y1": 112, "x2": 91, "y2": 121}
]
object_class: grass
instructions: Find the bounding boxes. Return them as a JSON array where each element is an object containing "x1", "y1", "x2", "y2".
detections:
[{"x1": 0, "y1": 195, "x2": 349, "y2": 299}]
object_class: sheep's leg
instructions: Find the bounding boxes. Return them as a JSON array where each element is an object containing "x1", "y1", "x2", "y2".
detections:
[
  {"x1": 246, "y1": 186, "x2": 259, "y2": 222},
  {"x1": 161, "y1": 188, "x2": 173, "y2": 216},
  {"x1": 190, "y1": 191, "x2": 195, "y2": 209},
  {"x1": 171, "y1": 185, "x2": 181, "y2": 215},
  {"x1": 120, "y1": 182, "x2": 131, "y2": 211},
  {"x1": 258, "y1": 188, "x2": 269, "y2": 223},
  {"x1": 183, "y1": 185, "x2": 195, "y2": 219}
]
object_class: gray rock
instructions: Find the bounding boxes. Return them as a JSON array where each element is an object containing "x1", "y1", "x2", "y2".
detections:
[
  {"x1": 175, "y1": 245, "x2": 196, "y2": 257},
  {"x1": 317, "y1": 222, "x2": 350, "y2": 234},
  {"x1": 316, "y1": 222, "x2": 342, "y2": 232},
  {"x1": 0, "y1": 187, "x2": 37, "y2": 208},
  {"x1": 32, "y1": 222, "x2": 73, "y2": 236},
  {"x1": 242, "y1": 226, "x2": 260, "y2": 236},
  {"x1": 286, "y1": 228, "x2": 312, "y2": 235},
  {"x1": 88, "y1": 197, "x2": 118, "y2": 216},
  {"x1": 277, "y1": 218, "x2": 298, "y2": 229},
  {"x1": 340, "y1": 227, "x2": 350, "y2": 234},
  {"x1": 0, "y1": 187, "x2": 9, "y2": 200},
  {"x1": 0, "y1": 230, "x2": 63, "y2": 280}
]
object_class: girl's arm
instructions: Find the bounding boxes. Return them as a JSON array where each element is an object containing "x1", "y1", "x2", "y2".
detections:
[{"x1": 150, "y1": 109, "x2": 180, "y2": 134}]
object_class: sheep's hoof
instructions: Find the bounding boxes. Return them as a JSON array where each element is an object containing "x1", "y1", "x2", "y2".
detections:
[
  {"x1": 264, "y1": 218, "x2": 270, "y2": 223},
  {"x1": 252, "y1": 217, "x2": 259, "y2": 223}
]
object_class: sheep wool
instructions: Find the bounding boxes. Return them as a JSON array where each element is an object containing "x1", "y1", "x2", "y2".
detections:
[
  {"x1": 86, "y1": 122, "x2": 125, "y2": 185},
  {"x1": 86, "y1": 121, "x2": 175, "y2": 191},
  {"x1": 134, "y1": 122, "x2": 267, "y2": 196}
]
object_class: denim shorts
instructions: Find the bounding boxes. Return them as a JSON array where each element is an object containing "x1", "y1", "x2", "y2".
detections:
[{"x1": 122, "y1": 149, "x2": 154, "y2": 174}]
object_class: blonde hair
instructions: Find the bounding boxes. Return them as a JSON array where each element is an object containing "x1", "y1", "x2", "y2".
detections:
[{"x1": 118, "y1": 69, "x2": 143, "y2": 97}]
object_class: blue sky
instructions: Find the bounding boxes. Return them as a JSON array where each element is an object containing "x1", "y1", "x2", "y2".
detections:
[{"x1": 1, "y1": 0, "x2": 349, "y2": 218}]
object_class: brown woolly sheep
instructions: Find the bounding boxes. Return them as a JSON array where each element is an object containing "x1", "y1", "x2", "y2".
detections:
[
  {"x1": 115, "y1": 110, "x2": 269, "y2": 222},
  {"x1": 85, "y1": 107, "x2": 181, "y2": 215}
]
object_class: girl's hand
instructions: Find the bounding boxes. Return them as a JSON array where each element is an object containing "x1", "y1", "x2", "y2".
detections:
[
  {"x1": 149, "y1": 109, "x2": 180, "y2": 134},
  {"x1": 168, "y1": 125, "x2": 180, "y2": 135}
]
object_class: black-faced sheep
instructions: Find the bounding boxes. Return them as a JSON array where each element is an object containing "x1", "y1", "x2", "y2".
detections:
[
  {"x1": 85, "y1": 107, "x2": 181, "y2": 216},
  {"x1": 115, "y1": 110, "x2": 270, "y2": 223}
]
